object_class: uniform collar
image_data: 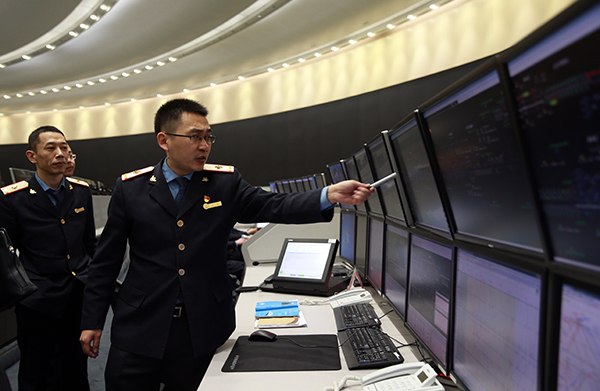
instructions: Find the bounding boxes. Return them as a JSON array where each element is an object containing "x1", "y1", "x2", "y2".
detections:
[{"x1": 34, "y1": 172, "x2": 66, "y2": 192}]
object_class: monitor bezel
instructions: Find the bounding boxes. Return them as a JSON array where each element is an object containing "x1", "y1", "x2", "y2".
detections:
[{"x1": 381, "y1": 219, "x2": 411, "y2": 321}]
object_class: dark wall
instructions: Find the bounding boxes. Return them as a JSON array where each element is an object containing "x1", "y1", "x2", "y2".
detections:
[{"x1": 0, "y1": 58, "x2": 487, "y2": 188}]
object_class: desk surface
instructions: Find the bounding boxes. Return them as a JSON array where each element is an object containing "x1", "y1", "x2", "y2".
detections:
[{"x1": 198, "y1": 264, "x2": 422, "y2": 391}]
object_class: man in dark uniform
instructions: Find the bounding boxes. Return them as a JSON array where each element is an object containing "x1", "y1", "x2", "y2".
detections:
[
  {"x1": 80, "y1": 98, "x2": 372, "y2": 391},
  {"x1": 0, "y1": 126, "x2": 96, "y2": 391}
]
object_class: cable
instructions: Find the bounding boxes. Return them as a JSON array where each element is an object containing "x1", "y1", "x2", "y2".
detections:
[{"x1": 323, "y1": 375, "x2": 362, "y2": 391}]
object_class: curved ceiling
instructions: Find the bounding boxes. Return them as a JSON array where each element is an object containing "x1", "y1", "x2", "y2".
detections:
[{"x1": 0, "y1": 0, "x2": 442, "y2": 114}]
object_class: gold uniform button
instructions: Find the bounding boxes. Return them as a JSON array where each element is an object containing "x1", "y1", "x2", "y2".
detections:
[
  {"x1": 72, "y1": 271, "x2": 76, "y2": 276},
  {"x1": 67, "y1": 254, "x2": 71, "y2": 260},
  {"x1": 178, "y1": 269, "x2": 185, "y2": 276},
  {"x1": 178, "y1": 243, "x2": 185, "y2": 251},
  {"x1": 177, "y1": 220, "x2": 184, "y2": 227},
  {"x1": 61, "y1": 219, "x2": 65, "y2": 224}
]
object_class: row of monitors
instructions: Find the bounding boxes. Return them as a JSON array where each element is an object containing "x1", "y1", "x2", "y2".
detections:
[
  {"x1": 339, "y1": 209, "x2": 600, "y2": 391},
  {"x1": 328, "y1": 0, "x2": 600, "y2": 273},
  {"x1": 268, "y1": 173, "x2": 326, "y2": 193}
]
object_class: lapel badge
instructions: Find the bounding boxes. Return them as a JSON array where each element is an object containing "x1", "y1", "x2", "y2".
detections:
[
  {"x1": 75, "y1": 207, "x2": 85, "y2": 213},
  {"x1": 150, "y1": 175, "x2": 157, "y2": 182},
  {"x1": 69, "y1": 184, "x2": 73, "y2": 190},
  {"x1": 203, "y1": 201, "x2": 223, "y2": 210},
  {"x1": 204, "y1": 195, "x2": 210, "y2": 203},
  {"x1": 30, "y1": 189, "x2": 37, "y2": 195},
  {"x1": 202, "y1": 177, "x2": 209, "y2": 182}
]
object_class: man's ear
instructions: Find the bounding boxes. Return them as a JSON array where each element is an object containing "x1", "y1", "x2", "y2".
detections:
[
  {"x1": 25, "y1": 150, "x2": 37, "y2": 164},
  {"x1": 157, "y1": 132, "x2": 169, "y2": 152}
]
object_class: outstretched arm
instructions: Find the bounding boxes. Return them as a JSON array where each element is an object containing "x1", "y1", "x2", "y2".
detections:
[{"x1": 326, "y1": 180, "x2": 374, "y2": 205}]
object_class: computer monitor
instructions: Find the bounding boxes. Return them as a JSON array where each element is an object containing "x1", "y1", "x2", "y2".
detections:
[
  {"x1": 342, "y1": 157, "x2": 365, "y2": 213},
  {"x1": 505, "y1": 0, "x2": 600, "y2": 269},
  {"x1": 557, "y1": 283, "x2": 600, "y2": 391},
  {"x1": 453, "y1": 248, "x2": 542, "y2": 391},
  {"x1": 354, "y1": 147, "x2": 384, "y2": 216},
  {"x1": 289, "y1": 180, "x2": 299, "y2": 193},
  {"x1": 406, "y1": 234, "x2": 452, "y2": 371},
  {"x1": 421, "y1": 61, "x2": 543, "y2": 253},
  {"x1": 389, "y1": 116, "x2": 449, "y2": 234},
  {"x1": 9, "y1": 167, "x2": 36, "y2": 183},
  {"x1": 383, "y1": 223, "x2": 410, "y2": 319},
  {"x1": 354, "y1": 212, "x2": 368, "y2": 278},
  {"x1": 367, "y1": 217, "x2": 385, "y2": 293},
  {"x1": 366, "y1": 133, "x2": 406, "y2": 223},
  {"x1": 301, "y1": 178, "x2": 311, "y2": 191},
  {"x1": 281, "y1": 180, "x2": 292, "y2": 193},
  {"x1": 327, "y1": 161, "x2": 346, "y2": 184},
  {"x1": 269, "y1": 182, "x2": 278, "y2": 193},
  {"x1": 314, "y1": 173, "x2": 326, "y2": 189},
  {"x1": 339, "y1": 210, "x2": 356, "y2": 266}
]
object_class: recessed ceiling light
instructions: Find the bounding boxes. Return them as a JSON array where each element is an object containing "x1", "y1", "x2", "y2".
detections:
[
  {"x1": 28, "y1": 92, "x2": 35, "y2": 96},
  {"x1": 46, "y1": 44, "x2": 55, "y2": 50},
  {"x1": 122, "y1": 72, "x2": 130, "y2": 77},
  {"x1": 367, "y1": 32, "x2": 375, "y2": 37},
  {"x1": 168, "y1": 57, "x2": 177, "y2": 62},
  {"x1": 63, "y1": 86, "x2": 71, "y2": 90},
  {"x1": 22, "y1": 55, "x2": 31, "y2": 60},
  {"x1": 430, "y1": 4, "x2": 439, "y2": 9},
  {"x1": 105, "y1": 102, "x2": 110, "y2": 106},
  {"x1": 100, "y1": 4, "x2": 111, "y2": 11},
  {"x1": 80, "y1": 24, "x2": 89, "y2": 30},
  {"x1": 314, "y1": 53, "x2": 321, "y2": 57},
  {"x1": 0, "y1": 64, "x2": 5, "y2": 68},
  {"x1": 238, "y1": 76, "x2": 244, "y2": 80},
  {"x1": 110, "y1": 75, "x2": 118, "y2": 80},
  {"x1": 52, "y1": 88, "x2": 60, "y2": 93},
  {"x1": 267, "y1": 68, "x2": 274, "y2": 72},
  {"x1": 157, "y1": 61, "x2": 165, "y2": 66},
  {"x1": 210, "y1": 83, "x2": 216, "y2": 87},
  {"x1": 69, "y1": 31, "x2": 79, "y2": 37},
  {"x1": 16, "y1": 93, "x2": 23, "y2": 97},
  {"x1": 134, "y1": 69, "x2": 142, "y2": 74},
  {"x1": 131, "y1": 98, "x2": 136, "y2": 102},
  {"x1": 387, "y1": 24, "x2": 395, "y2": 29},
  {"x1": 282, "y1": 63, "x2": 289, "y2": 67},
  {"x1": 298, "y1": 58, "x2": 305, "y2": 63},
  {"x1": 87, "y1": 81, "x2": 95, "y2": 85},
  {"x1": 331, "y1": 46, "x2": 339, "y2": 51},
  {"x1": 90, "y1": 15, "x2": 99, "y2": 21},
  {"x1": 3, "y1": 95, "x2": 10, "y2": 99},
  {"x1": 76, "y1": 84, "x2": 83, "y2": 88},
  {"x1": 183, "y1": 89, "x2": 189, "y2": 92},
  {"x1": 349, "y1": 39, "x2": 357, "y2": 44},
  {"x1": 40, "y1": 90, "x2": 47, "y2": 94},
  {"x1": 408, "y1": 14, "x2": 416, "y2": 20},
  {"x1": 99, "y1": 78, "x2": 107, "y2": 83},
  {"x1": 145, "y1": 65, "x2": 153, "y2": 70},
  {"x1": 157, "y1": 94, "x2": 162, "y2": 97}
]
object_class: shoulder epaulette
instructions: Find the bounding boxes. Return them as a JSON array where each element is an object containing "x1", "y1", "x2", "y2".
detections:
[
  {"x1": 66, "y1": 177, "x2": 89, "y2": 187},
  {"x1": 121, "y1": 166, "x2": 154, "y2": 181},
  {"x1": 203, "y1": 164, "x2": 234, "y2": 173},
  {"x1": 1, "y1": 180, "x2": 29, "y2": 195}
]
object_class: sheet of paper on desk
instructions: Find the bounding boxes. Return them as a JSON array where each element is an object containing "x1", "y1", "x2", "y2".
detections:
[
  {"x1": 255, "y1": 311, "x2": 308, "y2": 328},
  {"x1": 255, "y1": 300, "x2": 299, "y2": 317}
]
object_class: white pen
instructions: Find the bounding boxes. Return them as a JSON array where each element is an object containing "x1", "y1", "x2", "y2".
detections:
[{"x1": 370, "y1": 172, "x2": 397, "y2": 189}]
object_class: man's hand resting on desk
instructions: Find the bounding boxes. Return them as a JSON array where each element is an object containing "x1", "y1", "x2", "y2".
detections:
[
  {"x1": 80, "y1": 329, "x2": 102, "y2": 358},
  {"x1": 327, "y1": 180, "x2": 374, "y2": 205}
]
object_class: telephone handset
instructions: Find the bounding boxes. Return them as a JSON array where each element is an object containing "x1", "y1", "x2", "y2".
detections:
[
  {"x1": 362, "y1": 362, "x2": 444, "y2": 391},
  {"x1": 329, "y1": 288, "x2": 372, "y2": 308}
]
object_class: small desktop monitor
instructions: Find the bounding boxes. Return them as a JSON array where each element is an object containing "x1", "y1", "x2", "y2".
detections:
[
  {"x1": 366, "y1": 134, "x2": 406, "y2": 223},
  {"x1": 327, "y1": 161, "x2": 346, "y2": 184},
  {"x1": 314, "y1": 173, "x2": 326, "y2": 189},
  {"x1": 389, "y1": 116, "x2": 449, "y2": 234},
  {"x1": 453, "y1": 248, "x2": 542, "y2": 391},
  {"x1": 289, "y1": 180, "x2": 299, "y2": 193},
  {"x1": 339, "y1": 210, "x2": 356, "y2": 266},
  {"x1": 9, "y1": 167, "x2": 36, "y2": 183},
  {"x1": 406, "y1": 234, "x2": 452, "y2": 371},
  {"x1": 506, "y1": 0, "x2": 600, "y2": 269},
  {"x1": 354, "y1": 147, "x2": 384, "y2": 216},
  {"x1": 301, "y1": 178, "x2": 311, "y2": 191},
  {"x1": 342, "y1": 157, "x2": 365, "y2": 213},
  {"x1": 557, "y1": 283, "x2": 600, "y2": 391},
  {"x1": 276, "y1": 182, "x2": 284, "y2": 193},
  {"x1": 421, "y1": 62, "x2": 542, "y2": 253},
  {"x1": 354, "y1": 212, "x2": 368, "y2": 278},
  {"x1": 366, "y1": 217, "x2": 385, "y2": 293},
  {"x1": 269, "y1": 182, "x2": 278, "y2": 193},
  {"x1": 282, "y1": 180, "x2": 292, "y2": 193},
  {"x1": 306, "y1": 176, "x2": 317, "y2": 190},
  {"x1": 383, "y1": 223, "x2": 410, "y2": 319}
]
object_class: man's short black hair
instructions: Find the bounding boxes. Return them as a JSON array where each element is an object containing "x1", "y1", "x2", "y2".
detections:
[
  {"x1": 154, "y1": 99, "x2": 209, "y2": 135},
  {"x1": 28, "y1": 126, "x2": 66, "y2": 151}
]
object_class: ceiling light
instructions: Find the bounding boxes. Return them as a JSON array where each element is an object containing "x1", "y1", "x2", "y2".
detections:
[
  {"x1": 87, "y1": 81, "x2": 95, "y2": 85},
  {"x1": 79, "y1": 106, "x2": 84, "y2": 109},
  {"x1": 267, "y1": 68, "x2": 274, "y2": 72},
  {"x1": 298, "y1": 58, "x2": 305, "y2": 63},
  {"x1": 134, "y1": 69, "x2": 142, "y2": 74},
  {"x1": 52, "y1": 88, "x2": 60, "y2": 92},
  {"x1": 16, "y1": 93, "x2": 23, "y2": 97},
  {"x1": 3, "y1": 95, "x2": 10, "y2": 99},
  {"x1": 69, "y1": 31, "x2": 79, "y2": 37},
  {"x1": 157, "y1": 61, "x2": 165, "y2": 66},
  {"x1": 53, "y1": 109, "x2": 57, "y2": 112},
  {"x1": 40, "y1": 90, "x2": 47, "y2": 94},
  {"x1": 28, "y1": 92, "x2": 35, "y2": 96},
  {"x1": 63, "y1": 86, "x2": 71, "y2": 90},
  {"x1": 314, "y1": 53, "x2": 321, "y2": 57},
  {"x1": 331, "y1": 46, "x2": 339, "y2": 51},
  {"x1": 80, "y1": 24, "x2": 90, "y2": 30},
  {"x1": 0, "y1": 64, "x2": 5, "y2": 68},
  {"x1": 408, "y1": 14, "x2": 416, "y2": 20},
  {"x1": 349, "y1": 39, "x2": 357, "y2": 44},
  {"x1": 168, "y1": 57, "x2": 177, "y2": 62},
  {"x1": 367, "y1": 32, "x2": 375, "y2": 37},
  {"x1": 100, "y1": 5, "x2": 111, "y2": 11},
  {"x1": 105, "y1": 102, "x2": 110, "y2": 106},
  {"x1": 22, "y1": 55, "x2": 31, "y2": 60},
  {"x1": 99, "y1": 78, "x2": 107, "y2": 83},
  {"x1": 145, "y1": 65, "x2": 153, "y2": 70},
  {"x1": 110, "y1": 75, "x2": 118, "y2": 80},
  {"x1": 430, "y1": 4, "x2": 439, "y2": 9},
  {"x1": 282, "y1": 63, "x2": 289, "y2": 67},
  {"x1": 238, "y1": 76, "x2": 244, "y2": 80},
  {"x1": 46, "y1": 44, "x2": 55, "y2": 50},
  {"x1": 76, "y1": 84, "x2": 83, "y2": 88},
  {"x1": 90, "y1": 15, "x2": 100, "y2": 21},
  {"x1": 157, "y1": 94, "x2": 162, "y2": 97},
  {"x1": 131, "y1": 98, "x2": 136, "y2": 102},
  {"x1": 122, "y1": 72, "x2": 130, "y2": 77},
  {"x1": 387, "y1": 24, "x2": 395, "y2": 29},
  {"x1": 183, "y1": 89, "x2": 189, "y2": 92},
  {"x1": 210, "y1": 83, "x2": 216, "y2": 87}
]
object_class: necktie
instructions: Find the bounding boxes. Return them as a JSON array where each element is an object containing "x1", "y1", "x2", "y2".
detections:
[
  {"x1": 46, "y1": 189, "x2": 61, "y2": 211},
  {"x1": 174, "y1": 177, "x2": 189, "y2": 208}
]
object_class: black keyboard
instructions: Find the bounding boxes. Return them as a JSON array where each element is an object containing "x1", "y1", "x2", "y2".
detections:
[
  {"x1": 338, "y1": 327, "x2": 404, "y2": 370},
  {"x1": 332, "y1": 264, "x2": 352, "y2": 277},
  {"x1": 333, "y1": 303, "x2": 381, "y2": 331}
]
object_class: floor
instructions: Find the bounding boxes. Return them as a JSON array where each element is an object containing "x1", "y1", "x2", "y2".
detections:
[{"x1": 6, "y1": 309, "x2": 112, "y2": 391}]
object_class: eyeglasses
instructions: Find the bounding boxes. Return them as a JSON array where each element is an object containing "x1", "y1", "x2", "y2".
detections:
[
  {"x1": 164, "y1": 132, "x2": 216, "y2": 145},
  {"x1": 68, "y1": 154, "x2": 76, "y2": 160}
]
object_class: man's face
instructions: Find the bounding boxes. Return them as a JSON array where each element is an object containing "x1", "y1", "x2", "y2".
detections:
[
  {"x1": 27, "y1": 132, "x2": 68, "y2": 177},
  {"x1": 161, "y1": 111, "x2": 212, "y2": 176},
  {"x1": 65, "y1": 148, "x2": 75, "y2": 176}
]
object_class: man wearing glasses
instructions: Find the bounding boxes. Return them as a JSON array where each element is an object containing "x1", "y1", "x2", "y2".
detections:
[{"x1": 80, "y1": 98, "x2": 373, "y2": 391}]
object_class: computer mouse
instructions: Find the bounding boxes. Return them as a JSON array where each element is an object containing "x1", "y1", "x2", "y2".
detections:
[{"x1": 248, "y1": 330, "x2": 277, "y2": 342}]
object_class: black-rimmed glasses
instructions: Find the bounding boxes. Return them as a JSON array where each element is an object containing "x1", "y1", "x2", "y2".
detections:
[{"x1": 164, "y1": 133, "x2": 216, "y2": 145}]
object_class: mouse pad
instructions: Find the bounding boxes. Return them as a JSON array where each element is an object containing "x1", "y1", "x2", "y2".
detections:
[{"x1": 222, "y1": 334, "x2": 341, "y2": 372}]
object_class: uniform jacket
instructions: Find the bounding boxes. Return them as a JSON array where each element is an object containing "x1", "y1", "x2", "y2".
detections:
[
  {"x1": 82, "y1": 160, "x2": 333, "y2": 359},
  {"x1": 0, "y1": 176, "x2": 97, "y2": 316}
]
